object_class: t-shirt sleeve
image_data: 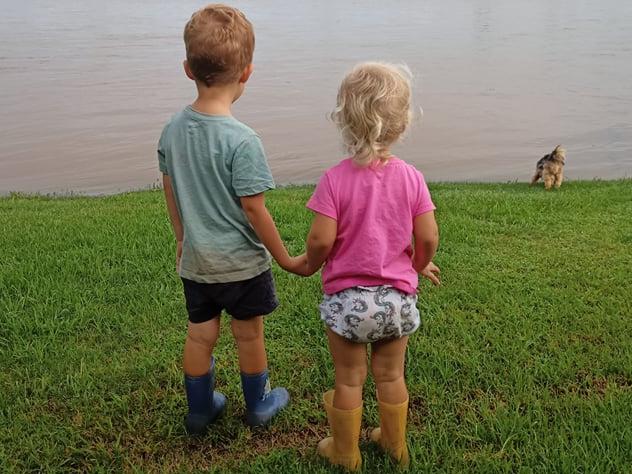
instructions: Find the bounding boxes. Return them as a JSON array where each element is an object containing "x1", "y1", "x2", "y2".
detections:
[
  {"x1": 413, "y1": 171, "x2": 436, "y2": 216},
  {"x1": 306, "y1": 172, "x2": 338, "y2": 220},
  {"x1": 157, "y1": 122, "x2": 169, "y2": 175},
  {"x1": 232, "y1": 135, "x2": 276, "y2": 197}
]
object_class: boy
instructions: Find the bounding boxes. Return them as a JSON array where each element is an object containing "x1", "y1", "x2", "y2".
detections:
[{"x1": 157, "y1": 4, "x2": 306, "y2": 434}]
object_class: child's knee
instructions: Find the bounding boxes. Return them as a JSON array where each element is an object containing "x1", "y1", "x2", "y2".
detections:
[
  {"x1": 336, "y1": 363, "x2": 368, "y2": 387},
  {"x1": 187, "y1": 320, "x2": 219, "y2": 348},
  {"x1": 371, "y1": 360, "x2": 404, "y2": 384},
  {"x1": 231, "y1": 317, "x2": 264, "y2": 344}
]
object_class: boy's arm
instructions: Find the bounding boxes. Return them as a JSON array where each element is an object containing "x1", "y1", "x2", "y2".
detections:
[
  {"x1": 163, "y1": 174, "x2": 184, "y2": 269},
  {"x1": 240, "y1": 193, "x2": 308, "y2": 275},
  {"x1": 413, "y1": 211, "x2": 440, "y2": 283},
  {"x1": 305, "y1": 213, "x2": 337, "y2": 274}
]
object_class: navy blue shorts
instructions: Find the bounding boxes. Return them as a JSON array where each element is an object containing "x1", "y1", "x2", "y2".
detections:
[{"x1": 181, "y1": 269, "x2": 279, "y2": 323}]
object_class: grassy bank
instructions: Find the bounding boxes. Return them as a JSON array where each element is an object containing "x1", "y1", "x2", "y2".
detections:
[{"x1": 1, "y1": 181, "x2": 631, "y2": 473}]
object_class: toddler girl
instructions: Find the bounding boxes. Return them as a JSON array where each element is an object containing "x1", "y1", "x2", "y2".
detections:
[{"x1": 304, "y1": 62, "x2": 440, "y2": 470}]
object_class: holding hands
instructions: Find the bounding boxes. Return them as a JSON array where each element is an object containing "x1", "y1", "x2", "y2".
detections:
[
  {"x1": 280, "y1": 253, "x2": 309, "y2": 276},
  {"x1": 281, "y1": 253, "x2": 320, "y2": 277},
  {"x1": 284, "y1": 254, "x2": 441, "y2": 289}
]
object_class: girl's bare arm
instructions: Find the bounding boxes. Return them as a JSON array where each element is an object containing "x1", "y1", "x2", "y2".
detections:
[
  {"x1": 413, "y1": 211, "x2": 439, "y2": 280},
  {"x1": 305, "y1": 213, "x2": 337, "y2": 274}
]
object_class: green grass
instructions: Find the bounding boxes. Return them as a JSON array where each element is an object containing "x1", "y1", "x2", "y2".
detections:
[{"x1": 1, "y1": 181, "x2": 631, "y2": 473}]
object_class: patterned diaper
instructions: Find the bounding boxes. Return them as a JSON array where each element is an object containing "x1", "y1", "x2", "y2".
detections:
[{"x1": 319, "y1": 286, "x2": 420, "y2": 343}]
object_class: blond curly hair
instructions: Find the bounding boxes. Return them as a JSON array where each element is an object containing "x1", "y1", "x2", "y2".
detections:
[{"x1": 331, "y1": 62, "x2": 413, "y2": 166}]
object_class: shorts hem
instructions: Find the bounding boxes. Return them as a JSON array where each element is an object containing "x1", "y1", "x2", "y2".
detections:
[
  {"x1": 228, "y1": 300, "x2": 279, "y2": 320},
  {"x1": 188, "y1": 312, "x2": 221, "y2": 324},
  {"x1": 181, "y1": 269, "x2": 277, "y2": 323}
]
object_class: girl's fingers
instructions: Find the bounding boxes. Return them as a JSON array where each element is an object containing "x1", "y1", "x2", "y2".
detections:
[{"x1": 424, "y1": 271, "x2": 441, "y2": 286}]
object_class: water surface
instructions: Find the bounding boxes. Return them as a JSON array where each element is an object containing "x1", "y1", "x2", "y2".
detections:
[{"x1": 1, "y1": 0, "x2": 631, "y2": 194}]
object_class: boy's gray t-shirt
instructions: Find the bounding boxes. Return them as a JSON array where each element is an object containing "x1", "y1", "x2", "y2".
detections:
[{"x1": 158, "y1": 106, "x2": 275, "y2": 284}]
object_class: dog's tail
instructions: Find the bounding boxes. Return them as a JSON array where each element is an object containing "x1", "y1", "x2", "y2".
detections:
[{"x1": 552, "y1": 144, "x2": 565, "y2": 156}]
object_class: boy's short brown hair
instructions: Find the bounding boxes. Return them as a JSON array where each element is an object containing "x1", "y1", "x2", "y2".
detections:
[{"x1": 184, "y1": 4, "x2": 254, "y2": 87}]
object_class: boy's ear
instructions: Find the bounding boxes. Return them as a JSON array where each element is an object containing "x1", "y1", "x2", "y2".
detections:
[
  {"x1": 183, "y1": 60, "x2": 196, "y2": 81},
  {"x1": 239, "y1": 63, "x2": 254, "y2": 84}
]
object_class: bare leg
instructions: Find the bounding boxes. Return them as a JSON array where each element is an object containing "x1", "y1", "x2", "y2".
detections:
[
  {"x1": 371, "y1": 336, "x2": 409, "y2": 404},
  {"x1": 231, "y1": 317, "x2": 268, "y2": 374},
  {"x1": 234, "y1": 317, "x2": 289, "y2": 426},
  {"x1": 326, "y1": 328, "x2": 367, "y2": 410},
  {"x1": 183, "y1": 318, "x2": 220, "y2": 376},
  {"x1": 370, "y1": 336, "x2": 410, "y2": 467}
]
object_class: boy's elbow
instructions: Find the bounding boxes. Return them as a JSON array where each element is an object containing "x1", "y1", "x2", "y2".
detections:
[
  {"x1": 241, "y1": 201, "x2": 257, "y2": 215},
  {"x1": 242, "y1": 206, "x2": 257, "y2": 221}
]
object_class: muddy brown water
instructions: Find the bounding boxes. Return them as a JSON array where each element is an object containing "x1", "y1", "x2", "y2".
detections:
[{"x1": 1, "y1": 0, "x2": 631, "y2": 194}]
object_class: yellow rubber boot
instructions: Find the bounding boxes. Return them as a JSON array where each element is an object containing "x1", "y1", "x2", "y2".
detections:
[
  {"x1": 317, "y1": 390, "x2": 362, "y2": 471},
  {"x1": 370, "y1": 397, "x2": 410, "y2": 468}
]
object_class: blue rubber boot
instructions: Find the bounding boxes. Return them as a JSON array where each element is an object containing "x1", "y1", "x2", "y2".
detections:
[
  {"x1": 241, "y1": 370, "x2": 290, "y2": 427},
  {"x1": 184, "y1": 357, "x2": 227, "y2": 435}
]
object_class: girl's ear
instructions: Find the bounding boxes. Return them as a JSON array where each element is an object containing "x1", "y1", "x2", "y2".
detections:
[
  {"x1": 183, "y1": 60, "x2": 196, "y2": 81},
  {"x1": 239, "y1": 63, "x2": 254, "y2": 84}
]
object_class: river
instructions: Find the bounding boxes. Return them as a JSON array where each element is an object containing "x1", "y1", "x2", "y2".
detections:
[{"x1": 1, "y1": 0, "x2": 631, "y2": 194}]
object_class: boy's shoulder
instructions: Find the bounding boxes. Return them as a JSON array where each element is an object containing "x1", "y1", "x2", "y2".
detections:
[
  {"x1": 160, "y1": 106, "x2": 260, "y2": 146},
  {"x1": 184, "y1": 107, "x2": 257, "y2": 136}
]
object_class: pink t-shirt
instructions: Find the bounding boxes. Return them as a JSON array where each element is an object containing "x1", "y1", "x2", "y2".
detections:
[{"x1": 307, "y1": 157, "x2": 435, "y2": 295}]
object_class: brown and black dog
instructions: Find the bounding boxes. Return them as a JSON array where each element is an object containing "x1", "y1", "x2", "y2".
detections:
[{"x1": 530, "y1": 145, "x2": 566, "y2": 190}]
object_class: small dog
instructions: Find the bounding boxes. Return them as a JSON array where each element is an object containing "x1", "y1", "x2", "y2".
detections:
[{"x1": 530, "y1": 145, "x2": 566, "y2": 189}]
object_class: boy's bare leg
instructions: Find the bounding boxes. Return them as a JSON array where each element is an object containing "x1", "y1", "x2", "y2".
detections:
[
  {"x1": 183, "y1": 317, "x2": 226, "y2": 434},
  {"x1": 326, "y1": 328, "x2": 368, "y2": 410},
  {"x1": 233, "y1": 316, "x2": 289, "y2": 426},
  {"x1": 183, "y1": 318, "x2": 220, "y2": 376},
  {"x1": 231, "y1": 317, "x2": 268, "y2": 374},
  {"x1": 371, "y1": 336, "x2": 408, "y2": 404}
]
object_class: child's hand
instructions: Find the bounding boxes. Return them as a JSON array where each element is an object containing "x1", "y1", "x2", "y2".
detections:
[
  {"x1": 176, "y1": 240, "x2": 183, "y2": 272},
  {"x1": 420, "y1": 262, "x2": 441, "y2": 286},
  {"x1": 282, "y1": 253, "x2": 315, "y2": 276}
]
